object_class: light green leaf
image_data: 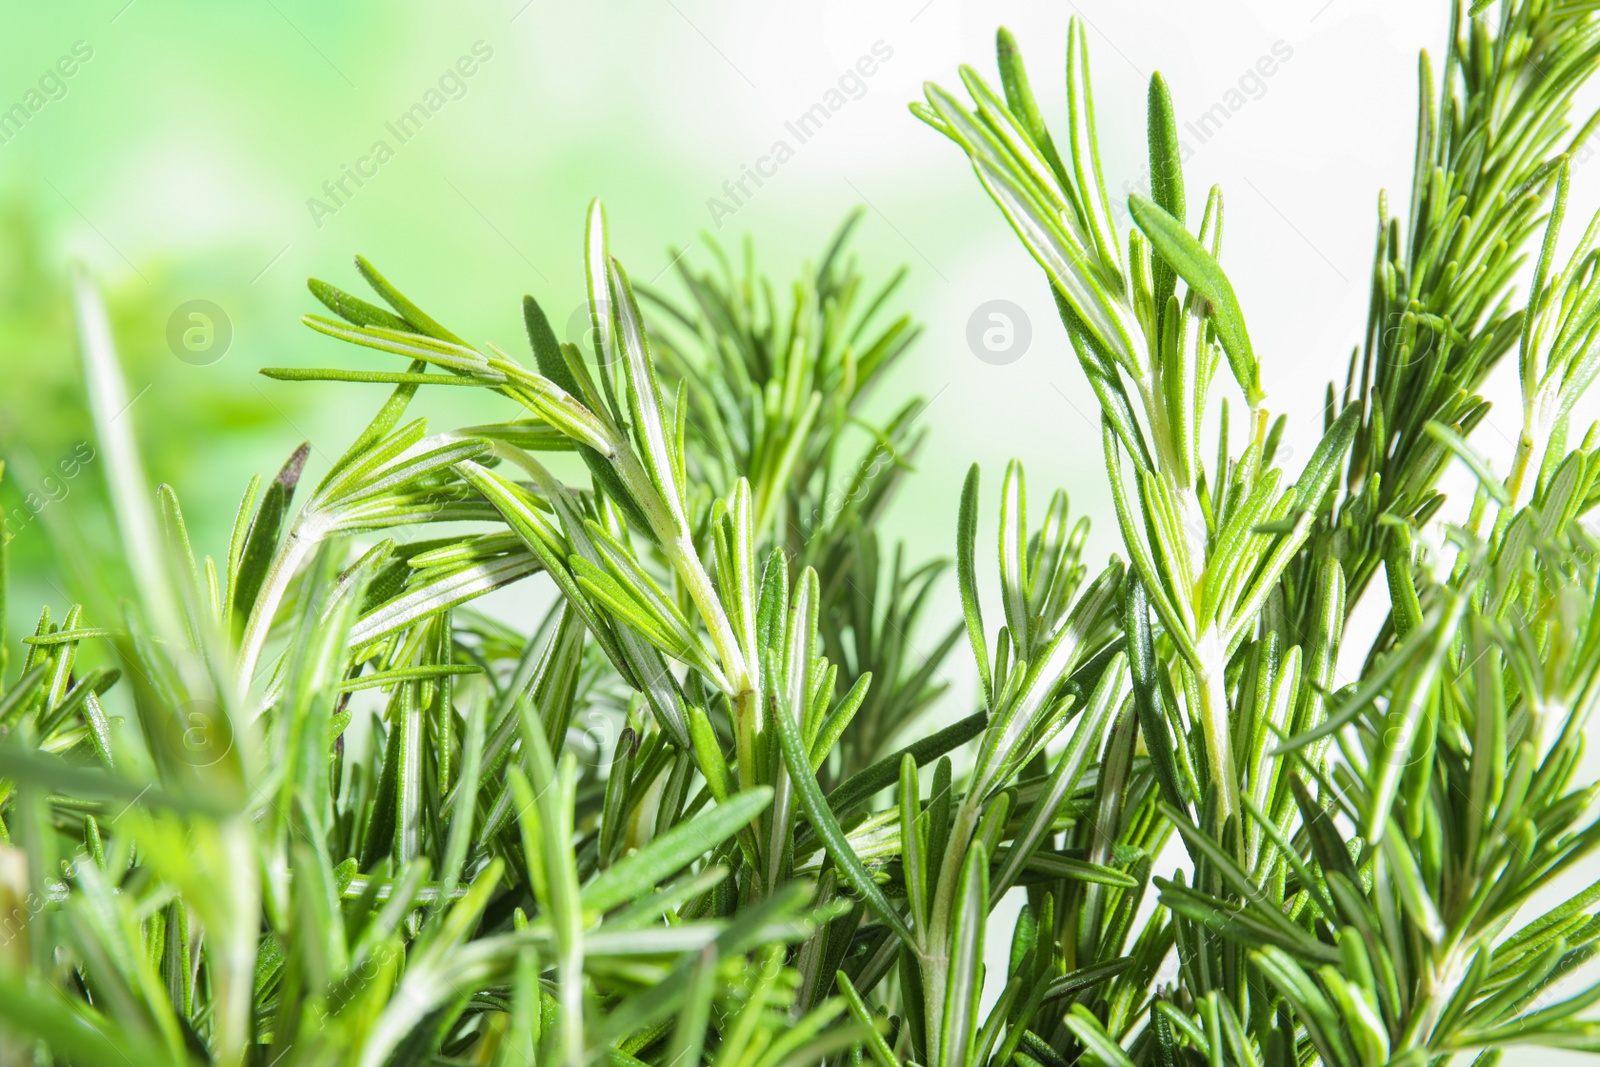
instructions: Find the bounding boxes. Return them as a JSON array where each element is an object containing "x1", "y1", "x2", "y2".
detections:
[{"x1": 1128, "y1": 193, "x2": 1262, "y2": 407}]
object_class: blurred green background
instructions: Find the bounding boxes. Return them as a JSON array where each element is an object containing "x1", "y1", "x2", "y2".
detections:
[{"x1": 0, "y1": 0, "x2": 1455, "y2": 640}]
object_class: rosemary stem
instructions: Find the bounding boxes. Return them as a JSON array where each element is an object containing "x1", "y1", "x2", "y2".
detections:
[{"x1": 1195, "y1": 630, "x2": 1239, "y2": 827}]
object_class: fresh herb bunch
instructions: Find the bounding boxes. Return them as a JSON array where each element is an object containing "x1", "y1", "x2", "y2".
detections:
[
  {"x1": 919, "y1": 1, "x2": 1600, "y2": 1063},
  {"x1": 3, "y1": 1, "x2": 1600, "y2": 1065}
]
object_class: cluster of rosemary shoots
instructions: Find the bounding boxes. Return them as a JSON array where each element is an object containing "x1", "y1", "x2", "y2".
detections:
[{"x1": 3, "y1": 1, "x2": 1600, "y2": 1064}]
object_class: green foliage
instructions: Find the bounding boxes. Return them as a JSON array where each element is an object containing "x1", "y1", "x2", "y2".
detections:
[{"x1": 5, "y1": 2, "x2": 1600, "y2": 1065}]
